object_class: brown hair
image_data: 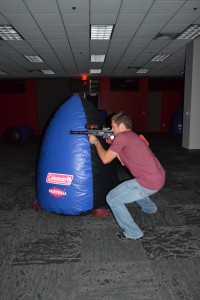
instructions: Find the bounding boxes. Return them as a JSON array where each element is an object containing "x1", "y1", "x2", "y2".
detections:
[{"x1": 111, "y1": 111, "x2": 132, "y2": 129}]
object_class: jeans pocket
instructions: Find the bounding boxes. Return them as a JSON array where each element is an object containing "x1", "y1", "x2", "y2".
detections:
[{"x1": 140, "y1": 186, "x2": 157, "y2": 198}]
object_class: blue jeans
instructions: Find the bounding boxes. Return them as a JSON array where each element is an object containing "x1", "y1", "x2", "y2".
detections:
[{"x1": 106, "y1": 179, "x2": 158, "y2": 239}]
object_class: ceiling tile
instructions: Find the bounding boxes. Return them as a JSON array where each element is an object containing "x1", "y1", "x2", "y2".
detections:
[
  {"x1": 0, "y1": 1, "x2": 29, "y2": 14},
  {"x1": 57, "y1": 0, "x2": 89, "y2": 14},
  {"x1": 62, "y1": 14, "x2": 89, "y2": 25},
  {"x1": 149, "y1": 1, "x2": 185, "y2": 14},
  {"x1": 34, "y1": 14, "x2": 63, "y2": 25},
  {"x1": 66, "y1": 24, "x2": 89, "y2": 33},
  {"x1": 90, "y1": 14, "x2": 117, "y2": 24},
  {"x1": 22, "y1": 33, "x2": 46, "y2": 40},
  {"x1": 91, "y1": 1, "x2": 121, "y2": 14},
  {"x1": 170, "y1": 13, "x2": 199, "y2": 24},
  {"x1": 143, "y1": 14, "x2": 172, "y2": 24},
  {"x1": 114, "y1": 24, "x2": 139, "y2": 34},
  {"x1": 0, "y1": 14, "x2": 10, "y2": 23},
  {"x1": 25, "y1": 0, "x2": 59, "y2": 14},
  {"x1": 178, "y1": 1, "x2": 200, "y2": 14},
  {"x1": 117, "y1": 14, "x2": 145, "y2": 24},
  {"x1": 5, "y1": 13, "x2": 37, "y2": 25},
  {"x1": 120, "y1": 1, "x2": 154, "y2": 14},
  {"x1": 40, "y1": 24, "x2": 65, "y2": 34},
  {"x1": 161, "y1": 23, "x2": 191, "y2": 33},
  {"x1": 43, "y1": 33, "x2": 67, "y2": 40}
]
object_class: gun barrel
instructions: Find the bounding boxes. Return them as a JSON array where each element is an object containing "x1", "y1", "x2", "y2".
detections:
[
  {"x1": 70, "y1": 130, "x2": 112, "y2": 134},
  {"x1": 70, "y1": 130, "x2": 88, "y2": 135}
]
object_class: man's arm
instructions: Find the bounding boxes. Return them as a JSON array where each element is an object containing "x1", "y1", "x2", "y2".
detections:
[{"x1": 88, "y1": 135, "x2": 118, "y2": 164}]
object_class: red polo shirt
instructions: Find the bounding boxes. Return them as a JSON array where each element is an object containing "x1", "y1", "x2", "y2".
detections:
[{"x1": 110, "y1": 131, "x2": 165, "y2": 190}]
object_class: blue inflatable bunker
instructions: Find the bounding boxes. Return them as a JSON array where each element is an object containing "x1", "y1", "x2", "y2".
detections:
[{"x1": 36, "y1": 95, "x2": 117, "y2": 215}]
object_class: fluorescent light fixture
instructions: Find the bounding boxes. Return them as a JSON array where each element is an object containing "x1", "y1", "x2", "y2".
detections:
[
  {"x1": 176, "y1": 24, "x2": 200, "y2": 40},
  {"x1": 41, "y1": 70, "x2": 55, "y2": 75},
  {"x1": 151, "y1": 54, "x2": 170, "y2": 62},
  {"x1": 24, "y1": 55, "x2": 44, "y2": 63},
  {"x1": 0, "y1": 25, "x2": 23, "y2": 40},
  {"x1": 0, "y1": 70, "x2": 7, "y2": 75},
  {"x1": 90, "y1": 69, "x2": 102, "y2": 74},
  {"x1": 91, "y1": 25, "x2": 113, "y2": 40},
  {"x1": 136, "y1": 68, "x2": 150, "y2": 74},
  {"x1": 91, "y1": 55, "x2": 105, "y2": 62}
]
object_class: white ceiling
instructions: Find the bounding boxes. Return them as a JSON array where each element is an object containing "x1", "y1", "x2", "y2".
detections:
[{"x1": 0, "y1": 0, "x2": 200, "y2": 79}]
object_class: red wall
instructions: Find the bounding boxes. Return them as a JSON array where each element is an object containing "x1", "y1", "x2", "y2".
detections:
[
  {"x1": 0, "y1": 77, "x2": 183, "y2": 135},
  {"x1": 99, "y1": 77, "x2": 148, "y2": 132},
  {"x1": 99, "y1": 77, "x2": 183, "y2": 132},
  {"x1": 0, "y1": 78, "x2": 38, "y2": 134}
]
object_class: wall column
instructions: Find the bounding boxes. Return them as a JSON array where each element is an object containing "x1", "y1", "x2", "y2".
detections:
[{"x1": 182, "y1": 37, "x2": 200, "y2": 149}]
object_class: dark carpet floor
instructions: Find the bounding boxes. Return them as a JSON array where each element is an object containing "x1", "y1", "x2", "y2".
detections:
[{"x1": 0, "y1": 133, "x2": 200, "y2": 300}]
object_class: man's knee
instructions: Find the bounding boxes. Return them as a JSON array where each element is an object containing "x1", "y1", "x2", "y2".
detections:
[
  {"x1": 106, "y1": 192, "x2": 116, "y2": 207},
  {"x1": 106, "y1": 193, "x2": 112, "y2": 205}
]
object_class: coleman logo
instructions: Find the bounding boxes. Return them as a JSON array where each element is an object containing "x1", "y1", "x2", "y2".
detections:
[
  {"x1": 49, "y1": 187, "x2": 67, "y2": 198},
  {"x1": 46, "y1": 172, "x2": 73, "y2": 185}
]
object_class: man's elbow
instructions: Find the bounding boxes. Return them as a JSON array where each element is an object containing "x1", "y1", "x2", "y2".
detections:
[
  {"x1": 101, "y1": 159, "x2": 109, "y2": 164},
  {"x1": 101, "y1": 157, "x2": 111, "y2": 164}
]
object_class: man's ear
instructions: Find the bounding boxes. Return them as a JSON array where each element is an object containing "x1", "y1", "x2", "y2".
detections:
[{"x1": 119, "y1": 123, "x2": 125, "y2": 131}]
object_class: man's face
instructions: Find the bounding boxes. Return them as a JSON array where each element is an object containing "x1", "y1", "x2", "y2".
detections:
[{"x1": 111, "y1": 120, "x2": 121, "y2": 136}]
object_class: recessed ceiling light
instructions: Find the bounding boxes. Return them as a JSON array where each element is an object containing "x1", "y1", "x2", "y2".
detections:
[
  {"x1": 91, "y1": 55, "x2": 105, "y2": 62},
  {"x1": 91, "y1": 25, "x2": 113, "y2": 40},
  {"x1": 151, "y1": 54, "x2": 171, "y2": 62},
  {"x1": 0, "y1": 70, "x2": 7, "y2": 75},
  {"x1": 90, "y1": 69, "x2": 102, "y2": 74},
  {"x1": 41, "y1": 70, "x2": 55, "y2": 75},
  {"x1": 176, "y1": 24, "x2": 200, "y2": 40},
  {"x1": 24, "y1": 55, "x2": 44, "y2": 63},
  {"x1": 0, "y1": 25, "x2": 23, "y2": 40},
  {"x1": 136, "y1": 69, "x2": 150, "y2": 74}
]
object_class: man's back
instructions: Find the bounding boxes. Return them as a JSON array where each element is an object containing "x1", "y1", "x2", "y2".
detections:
[{"x1": 110, "y1": 131, "x2": 165, "y2": 190}]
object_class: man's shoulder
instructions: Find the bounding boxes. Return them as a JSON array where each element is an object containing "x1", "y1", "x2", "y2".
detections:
[
  {"x1": 114, "y1": 131, "x2": 136, "y2": 144},
  {"x1": 121, "y1": 130, "x2": 137, "y2": 139}
]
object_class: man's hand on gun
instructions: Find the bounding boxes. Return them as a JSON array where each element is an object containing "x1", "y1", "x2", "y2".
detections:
[{"x1": 88, "y1": 134, "x2": 99, "y2": 145}]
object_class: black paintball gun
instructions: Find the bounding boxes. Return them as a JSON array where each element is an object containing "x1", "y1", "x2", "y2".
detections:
[{"x1": 70, "y1": 124, "x2": 114, "y2": 140}]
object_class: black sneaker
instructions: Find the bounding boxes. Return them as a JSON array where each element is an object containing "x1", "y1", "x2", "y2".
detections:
[
  {"x1": 116, "y1": 232, "x2": 132, "y2": 241},
  {"x1": 116, "y1": 232, "x2": 143, "y2": 241}
]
